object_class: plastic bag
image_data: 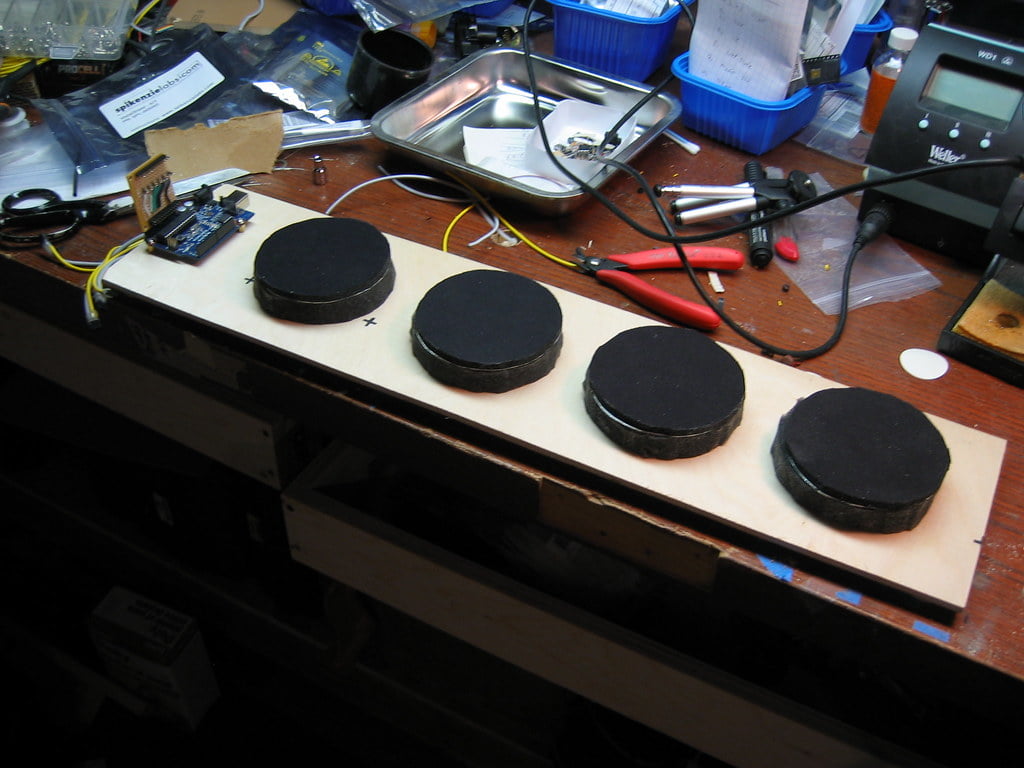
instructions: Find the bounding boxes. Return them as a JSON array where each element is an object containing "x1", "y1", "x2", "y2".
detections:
[
  {"x1": 31, "y1": 25, "x2": 281, "y2": 176},
  {"x1": 251, "y1": 10, "x2": 364, "y2": 122},
  {"x1": 349, "y1": 0, "x2": 485, "y2": 31},
  {"x1": 775, "y1": 172, "x2": 940, "y2": 315}
]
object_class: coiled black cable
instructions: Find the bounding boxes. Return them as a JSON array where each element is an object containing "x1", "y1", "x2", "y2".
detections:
[{"x1": 518, "y1": 0, "x2": 1023, "y2": 359}]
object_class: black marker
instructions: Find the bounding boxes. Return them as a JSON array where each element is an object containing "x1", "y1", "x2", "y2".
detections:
[{"x1": 744, "y1": 161, "x2": 773, "y2": 269}]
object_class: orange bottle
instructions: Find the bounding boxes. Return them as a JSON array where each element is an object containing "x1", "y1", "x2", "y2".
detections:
[{"x1": 860, "y1": 27, "x2": 919, "y2": 134}]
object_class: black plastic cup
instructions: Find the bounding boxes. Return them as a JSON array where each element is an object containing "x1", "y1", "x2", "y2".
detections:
[{"x1": 347, "y1": 28, "x2": 434, "y2": 115}]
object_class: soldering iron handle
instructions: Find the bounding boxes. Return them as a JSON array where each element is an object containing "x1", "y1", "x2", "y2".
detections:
[{"x1": 594, "y1": 270, "x2": 721, "y2": 331}]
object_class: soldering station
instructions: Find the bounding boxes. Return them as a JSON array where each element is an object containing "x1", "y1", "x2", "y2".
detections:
[
  {"x1": 859, "y1": 22, "x2": 1024, "y2": 384},
  {"x1": 861, "y1": 23, "x2": 1024, "y2": 264}
]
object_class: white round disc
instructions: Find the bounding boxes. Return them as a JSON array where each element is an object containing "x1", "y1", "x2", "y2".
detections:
[{"x1": 899, "y1": 348, "x2": 949, "y2": 380}]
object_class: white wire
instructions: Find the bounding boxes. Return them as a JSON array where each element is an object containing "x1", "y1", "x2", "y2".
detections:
[
  {"x1": 94, "y1": 234, "x2": 145, "y2": 294},
  {"x1": 326, "y1": 173, "x2": 475, "y2": 214},
  {"x1": 468, "y1": 209, "x2": 502, "y2": 246},
  {"x1": 374, "y1": 165, "x2": 474, "y2": 203},
  {"x1": 238, "y1": 0, "x2": 266, "y2": 31},
  {"x1": 330, "y1": 171, "x2": 508, "y2": 249}
]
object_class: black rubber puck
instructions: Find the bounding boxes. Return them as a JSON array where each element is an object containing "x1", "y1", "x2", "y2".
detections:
[
  {"x1": 772, "y1": 387, "x2": 951, "y2": 533},
  {"x1": 411, "y1": 270, "x2": 563, "y2": 392},
  {"x1": 253, "y1": 218, "x2": 395, "y2": 323},
  {"x1": 583, "y1": 326, "x2": 745, "y2": 459}
]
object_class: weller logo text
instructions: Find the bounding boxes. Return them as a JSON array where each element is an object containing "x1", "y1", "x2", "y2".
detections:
[{"x1": 930, "y1": 145, "x2": 968, "y2": 164}]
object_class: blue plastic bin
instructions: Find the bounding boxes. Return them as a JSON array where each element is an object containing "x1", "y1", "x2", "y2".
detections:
[
  {"x1": 840, "y1": 10, "x2": 894, "y2": 74},
  {"x1": 547, "y1": 0, "x2": 693, "y2": 82},
  {"x1": 671, "y1": 53, "x2": 826, "y2": 155},
  {"x1": 470, "y1": 0, "x2": 515, "y2": 16}
]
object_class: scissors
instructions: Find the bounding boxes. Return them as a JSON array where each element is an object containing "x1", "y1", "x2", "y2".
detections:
[{"x1": 0, "y1": 188, "x2": 133, "y2": 248}]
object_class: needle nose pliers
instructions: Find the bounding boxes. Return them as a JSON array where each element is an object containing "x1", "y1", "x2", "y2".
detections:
[{"x1": 572, "y1": 245, "x2": 744, "y2": 331}]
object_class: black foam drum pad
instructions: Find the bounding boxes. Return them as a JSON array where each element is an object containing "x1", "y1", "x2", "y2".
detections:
[
  {"x1": 772, "y1": 387, "x2": 951, "y2": 533},
  {"x1": 411, "y1": 269, "x2": 563, "y2": 392},
  {"x1": 253, "y1": 218, "x2": 395, "y2": 323},
  {"x1": 584, "y1": 326, "x2": 745, "y2": 459}
]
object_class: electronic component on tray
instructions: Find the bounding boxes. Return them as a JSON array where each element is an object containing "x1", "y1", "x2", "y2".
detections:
[
  {"x1": 144, "y1": 185, "x2": 254, "y2": 263},
  {"x1": 553, "y1": 132, "x2": 602, "y2": 161}
]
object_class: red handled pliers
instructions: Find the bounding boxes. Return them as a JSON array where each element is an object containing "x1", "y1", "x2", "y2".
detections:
[{"x1": 573, "y1": 246, "x2": 743, "y2": 331}]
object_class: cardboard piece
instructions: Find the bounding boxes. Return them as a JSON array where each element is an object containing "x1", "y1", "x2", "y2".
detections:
[
  {"x1": 144, "y1": 111, "x2": 284, "y2": 180},
  {"x1": 169, "y1": 0, "x2": 302, "y2": 34},
  {"x1": 90, "y1": 587, "x2": 220, "y2": 729}
]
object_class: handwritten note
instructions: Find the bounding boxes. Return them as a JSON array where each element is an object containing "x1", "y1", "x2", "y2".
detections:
[{"x1": 689, "y1": 0, "x2": 809, "y2": 102}]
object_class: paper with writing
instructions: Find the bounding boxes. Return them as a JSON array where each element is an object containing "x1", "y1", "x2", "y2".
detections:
[{"x1": 689, "y1": 0, "x2": 809, "y2": 102}]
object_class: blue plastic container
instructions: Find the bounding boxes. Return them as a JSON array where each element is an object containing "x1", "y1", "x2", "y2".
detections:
[
  {"x1": 547, "y1": 0, "x2": 693, "y2": 82},
  {"x1": 470, "y1": 0, "x2": 515, "y2": 16},
  {"x1": 671, "y1": 53, "x2": 826, "y2": 155},
  {"x1": 840, "y1": 10, "x2": 894, "y2": 74}
]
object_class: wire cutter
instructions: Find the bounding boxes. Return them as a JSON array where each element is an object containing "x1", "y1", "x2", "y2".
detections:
[{"x1": 573, "y1": 245, "x2": 744, "y2": 330}]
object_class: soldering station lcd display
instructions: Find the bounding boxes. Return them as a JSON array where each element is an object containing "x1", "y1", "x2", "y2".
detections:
[
  {"x1": 920, "y1": 60, "x2": 1023, "y2": 130},
  {"x1": 861, "y1": 24, "x2": 1024, "y2": 264}
]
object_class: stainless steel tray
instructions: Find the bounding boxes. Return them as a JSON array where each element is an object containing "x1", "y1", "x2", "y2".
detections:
[{"x1": 371, "y1": 47, "x2": 681, "y2": 216}]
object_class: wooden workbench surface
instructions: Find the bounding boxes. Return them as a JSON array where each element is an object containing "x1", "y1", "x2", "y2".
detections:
[{"x1": 3, "y1": 67, "x2": 1022, "y2": 761}]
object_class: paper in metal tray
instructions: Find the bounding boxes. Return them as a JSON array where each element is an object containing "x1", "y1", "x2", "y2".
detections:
[{"x1": 371, "y1": 47, "x2": 681, "y2": 216}]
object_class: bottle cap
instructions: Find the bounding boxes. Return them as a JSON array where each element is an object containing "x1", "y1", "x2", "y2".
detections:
[{"x1": 889, "y1": 27, "x2": 919, "y2": 52}]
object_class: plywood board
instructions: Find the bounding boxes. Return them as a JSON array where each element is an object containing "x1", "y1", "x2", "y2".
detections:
[{"x1": 104, "y1": 189, "x2": 1007, "y2": 610}]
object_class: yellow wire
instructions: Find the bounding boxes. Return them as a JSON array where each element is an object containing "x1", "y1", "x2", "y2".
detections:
[
  {"x1": 82, "y1": 236, "x2": 143, "y2": 322},
  {"x1": 1, "y1": 56, "x2": 45, "y2": 77},
  {"x1": 443, "y1": 179, "x2": 578, "y2": 269},
  {"x1": 441, "y1": 205, "x2": 475, "y2": 252},
  {"x1": 497, "y1": 214, "x2": 576, "y2": 268},
  {"x1": 42, "y1": 239, "x2": 94, "y2": 272},
  {"x1": 40, "y1": 240, "x2": 101, "y2": 319},
  {"x1": 133, "y1": 0, "x2": 163, "y2": 25},
  {"x1": 476, "y1": 197, "x2": 577, "y2": 268}
]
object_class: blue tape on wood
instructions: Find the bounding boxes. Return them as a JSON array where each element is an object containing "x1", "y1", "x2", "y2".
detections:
[
  {"x1": 758, "y1": 555, "x2": 794, "y2": 582},
  {"x1": 913, "y1": 620, "x2": 951, "y2": 643},
  {"x1": 836, "y1": 589, "x2": 863, "y2": 605}
]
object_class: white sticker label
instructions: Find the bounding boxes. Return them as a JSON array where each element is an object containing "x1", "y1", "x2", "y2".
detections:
[{"x1": 99, "y1": 52, "x2": 224, "y2": 139}]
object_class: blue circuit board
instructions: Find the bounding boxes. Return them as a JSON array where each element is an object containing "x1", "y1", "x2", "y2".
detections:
[{"x1": 146, "y1": 190, "x2": 253, "y2": 263}]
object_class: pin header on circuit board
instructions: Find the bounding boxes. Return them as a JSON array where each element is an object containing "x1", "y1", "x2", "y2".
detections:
[{"x1": 127, "y1": 155, "x2": 254, "y2": 262}]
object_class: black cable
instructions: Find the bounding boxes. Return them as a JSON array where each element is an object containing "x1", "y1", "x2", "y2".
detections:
[
  {"x1": 518, "y1": 0, "x2": 1024, "y2": 357},
  {"x1": 521, "y1": 4, "x2": 1023, "y2": 244},
  {"x1": 591, "y1": 2, "x2": 697, "y2": 151},
  {"x1": 602, "y1": 156, "x2": 895, "y2": 359},
  {"x1": 601, "y1": 69, "x2": 676, "y2": 153}
]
